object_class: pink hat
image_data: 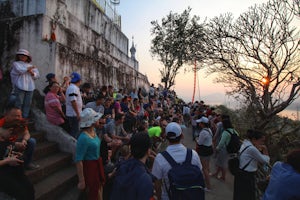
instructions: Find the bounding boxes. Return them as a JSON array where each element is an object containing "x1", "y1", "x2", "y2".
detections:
[{"x1": 16, "y1": 49, "x2": 32, "y2": 62}]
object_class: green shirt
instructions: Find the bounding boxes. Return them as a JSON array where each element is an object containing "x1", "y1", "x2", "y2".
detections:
[
  {"x1": 216, "y1": 128, "x2": 239, "y2": 150},
  {"x1": 148, "y1": 126, "x2": 162, "y2": 138}
]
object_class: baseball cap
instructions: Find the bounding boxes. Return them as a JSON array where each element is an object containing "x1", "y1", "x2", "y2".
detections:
[
  {"x1": 46, "y1": 73, "x2": 55, "y2": 82},
  {"x1": 70, "y1": 72, "x2": 81, "y2": 83},
  {"x1": 196, "y1": 116, "x2": 209, "y2": 124},
  {"x1": 166, "y1": 122, "x2": 182, "y2": 139}
]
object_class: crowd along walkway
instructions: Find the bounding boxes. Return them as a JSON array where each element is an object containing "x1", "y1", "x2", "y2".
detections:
[
  {"x1": 57, "y1": 126, "x2": 234, "y2": 200},
  {"x1": 181, "y1": 126, "x2": 234, "y2": 200}
]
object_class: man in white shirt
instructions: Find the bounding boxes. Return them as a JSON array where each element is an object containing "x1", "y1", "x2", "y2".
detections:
[
  {"x1": 65, "y1": 72, "x2": 82, "y2": 138},
  {"x1": 152, "y1": 122, "x2": 203, "y2": 200}
]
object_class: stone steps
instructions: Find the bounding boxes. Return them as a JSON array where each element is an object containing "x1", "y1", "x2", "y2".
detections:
[
  {"x1": 27, "y1": 131, "x2": 78, "y2": 200},
  {"x1": 34, "y1": 166, "x2": 77, "y2": 200}
]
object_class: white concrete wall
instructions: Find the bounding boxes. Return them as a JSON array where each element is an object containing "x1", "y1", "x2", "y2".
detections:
[{"x1": 0, "y1": 0, "x2": 149, "y2": 94}]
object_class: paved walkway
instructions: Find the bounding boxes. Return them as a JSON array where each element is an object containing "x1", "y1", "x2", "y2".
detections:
[{"x1": 181, "y1": 126, "x2": 233, "y2": 200}]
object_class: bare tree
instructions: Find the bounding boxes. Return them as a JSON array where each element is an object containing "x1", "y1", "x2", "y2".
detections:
[
  {"x1": 201, "y1": 0, "x2": 300, "y2": 129},
  {"x1": 285, "y1": 0, "x2": 300, "y2": 17},
  {"x1": 150, "y1": 8, "x2": 204, "y2": 89}
]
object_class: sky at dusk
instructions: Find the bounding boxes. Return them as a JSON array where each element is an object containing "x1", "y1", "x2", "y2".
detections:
[{"x1": 117, "y1": 0, "x2": 269, "y2": 104}]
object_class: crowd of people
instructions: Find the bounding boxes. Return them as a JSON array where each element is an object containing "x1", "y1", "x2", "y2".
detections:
[{"x1": 0, "y1": 48, "x2": 299, "y2": 200}]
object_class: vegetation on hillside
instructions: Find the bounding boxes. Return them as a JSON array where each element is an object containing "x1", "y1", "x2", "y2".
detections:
[{"x1": 215, "y1": 104, "x2": 300, "y2": 163}]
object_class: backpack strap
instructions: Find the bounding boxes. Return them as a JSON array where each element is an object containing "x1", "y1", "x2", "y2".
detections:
[
  {"x1": 240, "y1": 145, "x2": 253, "y2": 170},
  {"x1": 161, "y1": 148, "x2": 193, "y2": 166},
  {"x1": 240, "y1": 145, "x2": 251, "y2": 155},
  {"x1": 184, "y1": 148, "x2": 192, "y2": 164},
  {"x1": 161, "y1": 151, "x2": 178, "y2": 167},
  {"x1": 225, "y1": 129, "x2": 234, "y2": 135},
  {"x1": 161, "y1": 148, "x2": 193, "y2": 199}
]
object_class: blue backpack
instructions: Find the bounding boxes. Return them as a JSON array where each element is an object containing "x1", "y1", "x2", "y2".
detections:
[{"x1": 161, "y1": 148, "x2": 205, "y2": 200}]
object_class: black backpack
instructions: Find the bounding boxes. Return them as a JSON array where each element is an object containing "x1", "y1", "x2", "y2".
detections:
[
  {"x1": 161, "y1": 148, "x2": 205, "y2": 200},
  {"x1": 225, "y1": 129, "x2": 241, "y2": 153},
  {"x1": 228, "y1": 145, "x2": 252, "y2": 176}
]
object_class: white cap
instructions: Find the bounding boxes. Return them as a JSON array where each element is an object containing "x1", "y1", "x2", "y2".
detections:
[
  {"x1": 196, "y1": 116, "x2": 209, "y2": 124},
  {"x1": 166, "y1": 122, "x2": 182, "y2": 139}
]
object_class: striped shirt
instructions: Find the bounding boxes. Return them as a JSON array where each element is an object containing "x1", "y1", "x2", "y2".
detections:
[{"x1": 44, "y1": 92, "x2": 64, "y2": 125}]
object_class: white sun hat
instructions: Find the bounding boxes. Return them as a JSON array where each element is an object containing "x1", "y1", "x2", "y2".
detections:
[
  {"x1": 80, "y1": 108, "x2": 103, "y2": 128},
  {"x1": 16, "y1": 49, "x2": 32, "y2": 62}
]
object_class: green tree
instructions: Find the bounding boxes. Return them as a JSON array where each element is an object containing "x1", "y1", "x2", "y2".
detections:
[
  {"x1": 150, "y1": 8, "x2": 204, "y2": 89},
  {"x1": 201, "y1": 0, "x2": 300, "y2": 129}
]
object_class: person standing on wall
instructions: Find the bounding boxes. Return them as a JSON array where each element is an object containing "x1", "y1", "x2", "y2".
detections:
[{"x1": 10, "y1": 49, "x2": 40, "y2": 119}]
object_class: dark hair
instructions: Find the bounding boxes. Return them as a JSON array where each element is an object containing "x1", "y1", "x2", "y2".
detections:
[
  {"x1": 286, "y1": 148, "x2": 300, "y2": 173},
  {"x1": 4, "y1": 106, "x2": 21, "y2": 115},
  {"x1": 166, "y1": 132, "x2": 182, "y2": 143},
  {"x1": 133, "y1": 98, "x2": 138, "y2": 102},
  {"x1": 96, "y1": 94, "x2": 105, "y2": 100},
  {"x1": 221, "y1": 114, "x2": 230, "y2": 120},
  {"x1": 101, "y1": 85, "x2": 107, "y2": 91},
  {"x1": 246, "y1": 129, "x2": 265, "y2": 140},
  {"x1": 115, "y1": 113, "x2": 124, "y2": 121},
  {"x1": 222, "y1": 118, "x2": 233, "y2": 129},
  {"x1": 15, "y1": 54, "x2": 30, "y2": 63},
  {"x1": 82, "y1": 83, "x2": 91, "y2": 89},
  {"x1": 172, "y1": 117, "x2": 179, "y2": 123},
  {"x1": 130, "y1": 133, "x2": 151, "y2": 159}
]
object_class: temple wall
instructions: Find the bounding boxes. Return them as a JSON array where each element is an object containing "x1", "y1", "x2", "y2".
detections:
[{"x1": 0, "y1": 0, "x2": 149, "y2": 96}]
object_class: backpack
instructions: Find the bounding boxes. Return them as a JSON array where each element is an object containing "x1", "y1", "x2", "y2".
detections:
[
  {"x1": 161, "y1": 148, "x2": 205, "y2": 200},
  {"x1": 225, "y1": 129, "x2": 241, "y2": 154},
  {"x1": 228, "y1": 145, "x2": 252, "y2": 176}
]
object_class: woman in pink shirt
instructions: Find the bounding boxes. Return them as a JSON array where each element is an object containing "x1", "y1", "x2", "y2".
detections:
[{"x1": 44, "y1": 82, "x2": 67, "y2": 129}]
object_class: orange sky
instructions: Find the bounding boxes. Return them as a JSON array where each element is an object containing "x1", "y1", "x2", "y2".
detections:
[{"x1": 117, "y1": 0, "x2": 271, "y2": 103}]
